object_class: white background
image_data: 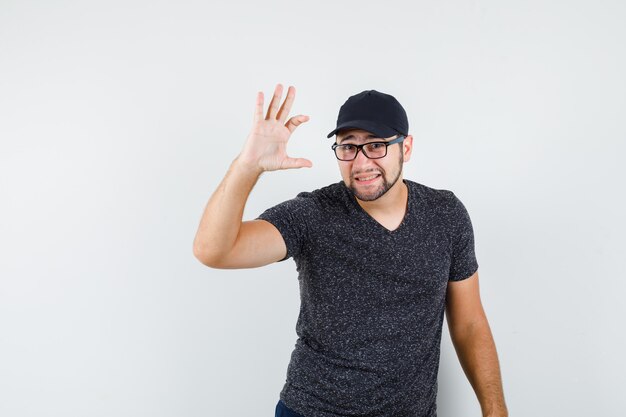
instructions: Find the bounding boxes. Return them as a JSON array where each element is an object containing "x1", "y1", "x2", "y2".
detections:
[{"x1": 1, "y1": 0, "x2": 625, "y2": 416}]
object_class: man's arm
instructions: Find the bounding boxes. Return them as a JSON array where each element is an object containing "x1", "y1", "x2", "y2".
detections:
[
  {"x1": 445, "y1": 271, "x2": 508, "y2": 417},
  {"x1": 192, "y1": 84, "x2": 311, "y2": 269},
  {"x1": 192, "y1": 159, "x2": 286, "y2": 268}
]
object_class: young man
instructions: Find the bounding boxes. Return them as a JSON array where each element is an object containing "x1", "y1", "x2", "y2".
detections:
[{"x1": 193, "y1": 84, "x2": 508, "y2": 417}]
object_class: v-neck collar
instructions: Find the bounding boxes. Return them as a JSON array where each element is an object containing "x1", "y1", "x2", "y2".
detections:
[{"x1": 343, "y1": 179, "x2": 412, "y2": 234}]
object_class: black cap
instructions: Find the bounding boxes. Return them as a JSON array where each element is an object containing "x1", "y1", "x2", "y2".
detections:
[{"x1": 327, "y1": 90, "x2": 409, "y2": 139}]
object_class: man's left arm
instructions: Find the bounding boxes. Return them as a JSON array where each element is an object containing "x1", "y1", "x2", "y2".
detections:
[{"x1": 445, "y1": 271, "x2": 508, "y2": 417}]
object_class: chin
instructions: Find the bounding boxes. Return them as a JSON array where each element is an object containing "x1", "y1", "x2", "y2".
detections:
[
  {"x1": 349, "y1": 180, "x2": 391, "y2": 201},
  {"x1": 349, "y1": 170, "x2": 402, "y2": 202}
]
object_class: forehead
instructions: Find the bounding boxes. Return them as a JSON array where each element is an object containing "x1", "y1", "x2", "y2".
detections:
[{"x1": 337, "y1": 129, "x2": 378, "y2": 143}]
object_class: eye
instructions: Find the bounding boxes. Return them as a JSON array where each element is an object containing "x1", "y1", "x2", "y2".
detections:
[
  {"x1": 339, "y1": 144, "x2": 356, "y2": 151},
  {"x1": 366, "y1": 143, "x2": 386, "y2": 150}
]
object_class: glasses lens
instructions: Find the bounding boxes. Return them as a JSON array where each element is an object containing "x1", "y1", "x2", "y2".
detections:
[
  {"x1": 362, "y1": 143, "x2": 387, "y2": 159},
  {"x1": 335, "y1": 145, "x2": 357, "y2": 160}
]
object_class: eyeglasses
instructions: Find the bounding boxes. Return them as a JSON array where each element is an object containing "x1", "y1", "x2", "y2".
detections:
[{"x1": 331, "y1": 135, "x2": 405, "y2": 161}]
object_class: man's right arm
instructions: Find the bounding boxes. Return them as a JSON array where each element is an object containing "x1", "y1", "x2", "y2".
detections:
[
  {"x1": 192, "y1": 158, "x2": 287, "y2": 269},
  {"x1": 192, "y1": 84, "x2": 311, "y2": 269}
]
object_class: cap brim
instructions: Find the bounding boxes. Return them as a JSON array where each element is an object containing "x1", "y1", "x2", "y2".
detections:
[{"x1": 326, "y1": 120, "x2": 398, "y2": 139}]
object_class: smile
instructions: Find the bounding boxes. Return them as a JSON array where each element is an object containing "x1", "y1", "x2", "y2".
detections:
[{"x1": 354, "y1": 173, "x2": 381, "y2": 183}]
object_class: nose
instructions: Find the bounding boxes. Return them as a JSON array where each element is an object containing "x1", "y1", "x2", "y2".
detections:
[
  {"x1": 348, "y1": 148, "x2": 376, "y2": 177},
  {"x1": 353, "y1": 147, "x2": 371, "y2": 165}
]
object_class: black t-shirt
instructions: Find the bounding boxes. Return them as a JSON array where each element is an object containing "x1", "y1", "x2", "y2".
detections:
[{"x1": 256, "y1": 179, "x2": 479, "y2": 417}]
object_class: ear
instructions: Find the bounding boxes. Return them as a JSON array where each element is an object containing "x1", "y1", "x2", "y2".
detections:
[{"x1": 402, "y1": 135, "x2": 413, "y2": 163}]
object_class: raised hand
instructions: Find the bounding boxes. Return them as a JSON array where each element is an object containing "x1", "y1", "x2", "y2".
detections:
[{"x1": 238, "y1": 84, "x2": 312, "y2": 174}]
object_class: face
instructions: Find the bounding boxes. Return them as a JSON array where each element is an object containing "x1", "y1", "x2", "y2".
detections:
[{"x1": 335, "y1": 129, "x2": 412, "y2": 201}]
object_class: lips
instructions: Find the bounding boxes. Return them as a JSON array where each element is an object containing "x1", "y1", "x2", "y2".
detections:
[{"x1": 354, "y1": 173, "x2": 381, "y2": 184}]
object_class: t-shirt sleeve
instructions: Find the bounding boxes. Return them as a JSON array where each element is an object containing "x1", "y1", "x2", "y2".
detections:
[
  {"x1": 447, "y1": 193, "x2": 479, "y2": 281},
  {"x1": 254, "y1": 192, "x2": 315, "y2": 262}
]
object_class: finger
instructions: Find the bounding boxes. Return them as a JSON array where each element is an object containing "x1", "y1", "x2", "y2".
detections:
[
  {"x1": 265, "y1": 83, "x2": 283, "y2": 120},
  {"x1": 276, "y1": 85, "x2": 296, "y2": 124},
  {"x1": 281, "y1": 157, "x2": 313, "y2": 170},
  {"x1": 253, "y1": 91, "x2": 264, "y2": 123},
  {"x1": 285, "y1": 114, "x2": 310, "y2": 134}
]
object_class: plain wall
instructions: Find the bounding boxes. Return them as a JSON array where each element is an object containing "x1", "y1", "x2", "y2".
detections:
[{"x1": 1, "y1": 0, "x2": 625, "y2": 416}]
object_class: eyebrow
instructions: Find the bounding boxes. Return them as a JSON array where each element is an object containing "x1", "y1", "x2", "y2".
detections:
[{"x1": 338, "y1": 134, "x2": 379, "y2": 143}]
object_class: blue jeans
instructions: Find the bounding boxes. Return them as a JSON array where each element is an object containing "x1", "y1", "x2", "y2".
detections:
[{"x1": 275, "y1": 399, "x2": 306, "y2": 417}]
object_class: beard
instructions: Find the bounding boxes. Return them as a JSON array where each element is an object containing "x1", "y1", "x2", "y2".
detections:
[{"x1": 348, "y1": 153, "x2": 404, "y2": 201}]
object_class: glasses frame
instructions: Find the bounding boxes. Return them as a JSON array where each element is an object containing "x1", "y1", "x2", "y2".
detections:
[{"x1": 331, "y1": 135, "x2": 406, "y2": 161}]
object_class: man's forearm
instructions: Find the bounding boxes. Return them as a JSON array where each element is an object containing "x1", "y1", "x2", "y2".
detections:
[
  {"x1": 192, "y1": 156, "x2": 262, "y2": 264},
  {"x1": 450, "y1": 319, "x2": 508, "y2": 417}
]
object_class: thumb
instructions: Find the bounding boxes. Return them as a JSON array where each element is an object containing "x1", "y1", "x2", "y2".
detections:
[
  {"x1": 285, "y1": 115, "x2": 310, "y2": 134},
  {"x1": 281, "y1": 157, "x2": 313, "y2": 170}
]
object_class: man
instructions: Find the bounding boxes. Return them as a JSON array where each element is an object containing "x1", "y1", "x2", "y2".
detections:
[{"x1": 193, "y1": 84, "x2": 508, "y2": 417}]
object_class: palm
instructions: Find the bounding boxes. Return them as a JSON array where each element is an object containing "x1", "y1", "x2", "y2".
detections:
[{"x1": 249, "y1": 121, "x2": 291, "y2": 170}]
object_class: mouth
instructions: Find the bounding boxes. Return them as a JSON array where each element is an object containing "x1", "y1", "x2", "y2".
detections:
[{"x1": 353, "y1": 173, "x2": 382, "y2": 185}]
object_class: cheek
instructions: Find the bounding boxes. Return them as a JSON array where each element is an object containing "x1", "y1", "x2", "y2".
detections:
[{"x1": 338, "y1": 162, "x2": 352, "y2": 178}]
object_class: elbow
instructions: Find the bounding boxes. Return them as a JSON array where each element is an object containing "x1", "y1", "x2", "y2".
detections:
[
  {"x1": 193, "y1": 241, "x2": 221, "y2": 268},
  {"x1": 449, "y1": 317, "x2": 491, "y2": 345}
]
